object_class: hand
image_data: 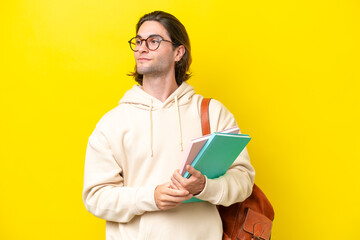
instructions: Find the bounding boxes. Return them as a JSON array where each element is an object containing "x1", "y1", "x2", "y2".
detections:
[
  {"x1": 171, "y1": 165, "x2": 206, "y2": 195},
  {"x1": 154, "y1": 182, "x2": 193, "y2": 210}
]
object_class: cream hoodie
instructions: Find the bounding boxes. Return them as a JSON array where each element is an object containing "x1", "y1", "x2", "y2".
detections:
[{"x1": 82, "y1": 82, "x2": 255, "y2": 240}]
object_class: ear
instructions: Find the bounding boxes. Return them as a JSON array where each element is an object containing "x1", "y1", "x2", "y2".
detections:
[{"x1": 174, "y1": 45, "x2": 185, "y2": 62}]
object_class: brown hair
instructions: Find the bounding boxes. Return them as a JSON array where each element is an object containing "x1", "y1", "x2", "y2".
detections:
[{"x1": 128, "y1": 11, "x2": 192, "y2": 86}]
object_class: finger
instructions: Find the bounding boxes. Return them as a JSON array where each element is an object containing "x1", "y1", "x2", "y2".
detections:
[
  {"x1": 186, "y1": 165, "x2": 202, "y2": 178},
  {"x1": 171, "y1": 174, "x2": 187, "y2": 191},
  {"x1": 172, "y1": 169, "x2": 187, "y2": 186},
  {"x1": 157, "y1": 201, "x2": 179, "y2": 210},
  {"x1": 160, "y1": 195, "x2": 192, "y2": 210},
  {"x1": 157, "y1": 190, "x2": 192, "y2": 204},
  {"x1": 159, "y1": 182, "x2": 188, "y2": 196},
  {"x1": 157, "y1": 192, "x2": 194, "y2": 210},
  {"x1": 156, "y1": 193, "x2": 179, "y2": 206},
  {"x1": 165, "y1": 187, "x2": 189, "y2": 197},
  {"x1": 161, "y1": 194, "x2": 193, "y2": 204}
]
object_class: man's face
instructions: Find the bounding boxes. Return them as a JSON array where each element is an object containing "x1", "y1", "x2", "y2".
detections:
[{"x1": 134, "y1": 21, "x2": 177, "y2": 78}]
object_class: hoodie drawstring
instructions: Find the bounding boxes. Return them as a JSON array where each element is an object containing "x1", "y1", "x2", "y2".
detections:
[
  {"x1": 149, "y1": 99, "x2": 154, "y2": 157},
  {"x1": 175, "y1": 96, "x2": 183, "y2": 152}
]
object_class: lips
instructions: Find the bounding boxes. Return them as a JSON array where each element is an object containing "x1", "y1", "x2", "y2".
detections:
[{"x1": 137, "y1": 58, "x2": 151, "y2": 62}]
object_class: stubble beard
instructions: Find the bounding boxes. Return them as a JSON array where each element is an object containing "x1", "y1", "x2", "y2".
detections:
[
  {"x1": 136, "y1": 64, "x2": 161, "y2": 77},
  {"x1": 136, "y1": 56, "x2": 174, "y2": 78}
]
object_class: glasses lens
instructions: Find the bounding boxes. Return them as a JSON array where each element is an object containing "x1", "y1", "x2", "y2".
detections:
[
  {"x1": 146, "y1": 36, "x2": 161, "y2": 51},
  {"x1": 129, "y1": 38, "x2": 139, "y2": 51}
]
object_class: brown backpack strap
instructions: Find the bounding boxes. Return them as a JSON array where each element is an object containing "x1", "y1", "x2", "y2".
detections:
[{"x1": 201, "y1": 98, "x2": 211, "y2": 135}]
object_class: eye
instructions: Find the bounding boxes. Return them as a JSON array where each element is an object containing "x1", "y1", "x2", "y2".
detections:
[
  {"x1": 135, "y1": 38, "x2": 142, "y2": 45},
  {"x1": 149, "y1": 37, "x2": 160, "y2": 44}
]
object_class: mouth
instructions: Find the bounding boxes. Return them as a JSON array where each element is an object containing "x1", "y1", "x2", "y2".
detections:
[{"x1": 137, "y1": 58, "x2": 151, "y2": 62}]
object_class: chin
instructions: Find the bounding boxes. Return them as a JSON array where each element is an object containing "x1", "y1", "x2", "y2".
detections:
[
  {"x1": 137, "y1": 66, "x2": 156, "y2": 75},
  {"x1": 136, "y1": 68, "x2": 147, "y2": 75}
]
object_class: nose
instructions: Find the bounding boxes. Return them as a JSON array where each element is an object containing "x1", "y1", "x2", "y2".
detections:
[{"x1": 137, "y1": 40, "x2": 149, "y2": 53}]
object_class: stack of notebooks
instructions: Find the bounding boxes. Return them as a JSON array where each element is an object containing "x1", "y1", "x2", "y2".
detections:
[{"x1": 179, "y1": 127, "x2": 251, "y2": 202}]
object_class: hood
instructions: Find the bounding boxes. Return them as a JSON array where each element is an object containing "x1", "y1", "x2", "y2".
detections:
[
  {"x1": 119, "y1": 82, "x2": 196, "y2": 157},
  {"x1": 119, "y1": 82, "x2": 196, "y2": 110}
]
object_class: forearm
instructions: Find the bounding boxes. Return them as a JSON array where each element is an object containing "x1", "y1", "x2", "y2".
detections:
[
  {"x1": 82, "y1": 131, "x2": 159, "y2": 223},
  {"x1": 83, "y1": 184, "x2": 158, "y2": 223}
]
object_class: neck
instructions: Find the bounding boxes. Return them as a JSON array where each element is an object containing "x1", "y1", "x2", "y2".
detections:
[{"x1": 142, "y1": 73, "x2": 179, "y2": 102}]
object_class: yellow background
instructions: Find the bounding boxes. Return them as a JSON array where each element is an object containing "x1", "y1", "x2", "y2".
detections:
[{"x1": 1, "y1": 0, "x2": 359, "y2": 239}]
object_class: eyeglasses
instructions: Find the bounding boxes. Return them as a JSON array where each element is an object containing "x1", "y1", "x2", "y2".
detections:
[{"x1": 128, "y1": 35, "x2": 174, "y2": 51}]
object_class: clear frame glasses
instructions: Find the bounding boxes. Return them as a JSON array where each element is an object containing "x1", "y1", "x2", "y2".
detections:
[{"x1": 128, "y1": 35, "x2": 174, "y2": 51}]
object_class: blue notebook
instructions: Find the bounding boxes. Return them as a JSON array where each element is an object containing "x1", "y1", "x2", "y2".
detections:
[{"x1": 183, "y1": 132, "x2": 251, "y2": 203}]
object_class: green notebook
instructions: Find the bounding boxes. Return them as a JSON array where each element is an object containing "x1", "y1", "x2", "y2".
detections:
[{"x1": 183, "y1": 132, "x2": 251, "y2": 203}]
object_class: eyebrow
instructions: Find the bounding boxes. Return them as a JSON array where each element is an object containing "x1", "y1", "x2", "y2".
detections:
[{"x1": 135, "y1": 34, "x2": 164, "y2": 39}]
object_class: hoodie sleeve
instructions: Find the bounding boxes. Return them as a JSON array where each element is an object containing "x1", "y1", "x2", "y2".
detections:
[
  {"x1": 194, "y1": 99, "x2": 255, "y2": 206},
  {"x1": 82, "y1": 121, "x2": 159, "y2": 223}
]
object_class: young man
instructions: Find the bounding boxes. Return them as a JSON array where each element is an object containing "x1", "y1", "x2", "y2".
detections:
[{"x1": 82, "y1": 11, "x2": 255, "y2": 240}]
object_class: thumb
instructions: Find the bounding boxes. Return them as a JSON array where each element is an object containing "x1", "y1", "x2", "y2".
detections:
[{"x1": 186, "y1": 165, "x2": 200, "y2": 176}]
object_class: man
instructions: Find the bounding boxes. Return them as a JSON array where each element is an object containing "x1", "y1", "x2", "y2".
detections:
[{"x1": 83, "y1": 11, "x2": 255, "y2": 240}]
